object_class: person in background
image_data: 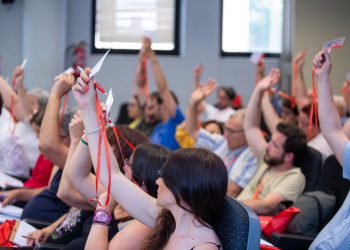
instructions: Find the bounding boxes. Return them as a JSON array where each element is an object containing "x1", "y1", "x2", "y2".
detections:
[
  {"x1": 181, "y1": 79, "x2": 257, "y2": 197},
  {"x1": 238, "y1": 68, "x2": 306, "y2": 215}
]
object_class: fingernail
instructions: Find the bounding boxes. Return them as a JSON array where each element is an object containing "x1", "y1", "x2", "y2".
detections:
[{"x1": 83, "y1": 86, "x2": 89, "y2": 91}]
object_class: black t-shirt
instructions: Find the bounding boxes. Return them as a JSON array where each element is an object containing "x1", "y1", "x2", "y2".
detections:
[{"x1": 21, "y1": 170, "x2": 70, "y2": 223}]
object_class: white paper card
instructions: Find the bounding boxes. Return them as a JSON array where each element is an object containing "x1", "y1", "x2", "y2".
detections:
[
  {"x1": 20, "y1": 59, "x2": 28, "y2": 70},
  {"x1": 0, "y1": 203, "x2": 23, "y2": 218},
  {"x1": 54, "y1": 67, "x2": 74, "y2": 80},
  {"x1": 260, "y1": 238, "x2": 274, "y2": 246},
  {"x1": 90, "y1": 49, "x2": 111, "y2": 78},
  {"x1": 250, "y1": 52, "x2": 263, "y2": 64},
  {"x1": 0, "y1": 171, "x2": 23, "y2": 189},
  {"x1": 105, "y1": 88, "x2": 114, "y2": 116},
  {"x1": 322, "y1": 37, "x2": 346, "y2": 50},
  {"x1": 12, "y1": 220, "x2": 37, "y2": 246}
]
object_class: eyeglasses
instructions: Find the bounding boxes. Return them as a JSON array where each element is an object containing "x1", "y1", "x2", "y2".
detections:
[
  {"x1": 157, "y1": 169, "x2": 164, "y2": 179},
  {"x1": 224, "y1": 127, "x2": 244, "y2": 134}
]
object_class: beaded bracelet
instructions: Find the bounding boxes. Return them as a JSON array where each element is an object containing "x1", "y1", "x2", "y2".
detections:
[
  {"x1": 84, "y1": 127, "x2": 101, "y2": 135},
  {"x1": 93, "y1": 207, "x2": 112, "y2": 226}
]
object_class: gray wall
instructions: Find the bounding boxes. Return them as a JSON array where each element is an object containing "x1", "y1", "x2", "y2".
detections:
[
  {"x1": 0, "y1": 0, "x2": 279, "y2": 118},
  {"x1": 294, "y1": 0, "x2": 350, "y2": 91}
]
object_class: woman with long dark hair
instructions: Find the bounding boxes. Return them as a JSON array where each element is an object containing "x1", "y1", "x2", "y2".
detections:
[{"x1": 72, "y1": 68, "x2": 228, "y2": 249}]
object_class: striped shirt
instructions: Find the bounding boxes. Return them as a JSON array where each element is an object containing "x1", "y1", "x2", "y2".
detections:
[{"x1": 196, "y1": 128, "x2": 257, "y2": 188}]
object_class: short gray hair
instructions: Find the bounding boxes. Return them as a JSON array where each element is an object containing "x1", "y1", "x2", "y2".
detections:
[{"x1": 60, "y1": 107, "x2": 77, "y2": 136}]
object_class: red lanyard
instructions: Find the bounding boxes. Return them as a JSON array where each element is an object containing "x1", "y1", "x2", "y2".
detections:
[{"x1": 309, "y1": 67, "x2": 319, "y2": 140}]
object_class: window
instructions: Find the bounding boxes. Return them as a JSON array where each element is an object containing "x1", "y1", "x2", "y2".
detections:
[
  {"x1": 92, "y1": 0, "x2": 180, "y2": 55},
  {"x1": 221, "y1": 0, "x2": 283, "y2": 56}
]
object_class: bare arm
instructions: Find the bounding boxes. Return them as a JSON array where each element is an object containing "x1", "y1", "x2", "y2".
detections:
[
  {"x1": 27, "y1": 212, "x2": 68, "y2": 246},
  {"x1": 85, "y1": 192, "x2": 117, "y2": 250},
  {"x1": 242, "y1": 192, "x2": 285, "y2": 215},
  {"x1": 0, "y1": 187, "x2": 45, "y2": 207},
  {"x1": 39, "y1": 74, "x2": 73, "y2": 168},
  {"x1": 184, "y1": 79, "x2": 217, "y2": 140},
  {"x1": 144, "y1": 37, "x2": 177, "y2": 118},
  {"x1": 0, "y1": 72, "x2": 26, "y2": 121},
  {"x1": 291, "y1": 51, "x2": 308, "y2": 101},
  {"x1": 244, "y1": 69, "x2": 280, "y2": 157},
  {"x1": 314, "y1": 50, "x2": 348, "y2": 165},
  {"x1": 261, "y1": 92, "x2": 281, "y2": 133},
  {"x1": 135, "y1": 48, "x2": 149, "y2": 106},
  {"x1": 58, "y1": 113, "x2": 95, "y2": 210},
  {"x1": 73, "y1": 71, "x2": 159, "y2": 228},
  {"x1": 256, "y1": 59, "x2": 265, "y2": 84}
]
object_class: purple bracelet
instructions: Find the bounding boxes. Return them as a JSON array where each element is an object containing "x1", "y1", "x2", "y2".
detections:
[{"x1": 93, "y1": 207, "x2": 112, "y2": 226}]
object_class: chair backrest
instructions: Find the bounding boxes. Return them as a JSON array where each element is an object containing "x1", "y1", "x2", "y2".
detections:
[
  {"x1": 214, "y1": 196, "x2": 260, "y2": 250},
  {"x1": 295, "y1": 146, "x2": 323, "y2": 192},
  {"x1": 318, "y1": 154, "x2": 350, "y2": 210}
]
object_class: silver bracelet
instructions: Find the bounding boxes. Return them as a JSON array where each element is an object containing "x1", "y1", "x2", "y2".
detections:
[{"x1": 84, "y1": 127, "x2": 101, "y2": 135}]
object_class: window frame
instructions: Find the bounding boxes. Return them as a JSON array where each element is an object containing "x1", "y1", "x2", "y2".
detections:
[
  {"x1": 219, "y1": 0, "x2": 281, "y2": 58},
  {"x1": 91, "y1": 0, "x2": 181, "y2": 55}
]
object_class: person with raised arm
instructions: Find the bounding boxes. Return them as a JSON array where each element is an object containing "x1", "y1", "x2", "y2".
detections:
[
  {"x1": 72, "y1": 67, "x2": 227, "y2": 249},
  {"x1": 141, "y1": 37, "x2": 185, "y2": 150},
  {"x1": 181, "y1": 78, "x2": 257, "y2": 197},
  {"x1": 309, "y1": 49, "x2": 350, "y2": 249},
  {"x1": 291, "y1": 51, "x2": 310, "y2": 106},
  {"x1": 237, "y1": 69, "x2": 307, "y2": 215}
]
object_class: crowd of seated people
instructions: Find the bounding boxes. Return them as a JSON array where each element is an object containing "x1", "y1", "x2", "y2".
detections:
[{"x1": 0, "y1": 36, "x2": 349, "y2": 250}]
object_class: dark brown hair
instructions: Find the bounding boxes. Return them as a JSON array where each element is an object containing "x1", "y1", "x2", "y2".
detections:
[
  {"x1": 141, "y1": 148, "x2": 228, "y2": 249},
  {"x1": 106, "y1": 125, "x2": 149, "y2": 171}
]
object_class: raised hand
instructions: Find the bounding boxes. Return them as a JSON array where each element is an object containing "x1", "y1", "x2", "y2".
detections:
[
  {"x1": 313, "y1": 50, "x2": 332, "y2": 79},
  {"x1": 72, "y1": 67, "x2": 95, "y2": 109},
  {"x1": 12, "y1": 66, "x2": 25, "y2": 90},
  {"x1": 52, "y1": 73, "x2": 74, "y2": 98},
  {"x1": 69, "y1": 112, "x2": 84, "y2": 142},
  {"x1": 257, "y1": 68, "x2": 280, "y2": 91},
  {"x1": 190, "y1": 78, "x2": 217, "y2": 104},
  {"x1": 142, "y1": 36, "x2": 153, "y2": 58},
  {"x1": 293, "y1": 51, "x2": 307, "y2": 70},
  {"x1": 193, "y1": 64, "x2": 204, "y2": 89}
]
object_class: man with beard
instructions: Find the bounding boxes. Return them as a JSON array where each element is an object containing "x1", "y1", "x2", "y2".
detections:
[{"x1": 237, "y1": 68, "x2": 307, "y2": 215}]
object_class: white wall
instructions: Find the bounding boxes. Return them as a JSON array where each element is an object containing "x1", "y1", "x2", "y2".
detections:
[
  {"x1": 294, "y1": 0, "x2": 350, "y2": 91},
  {"x1": 0, "y1": 0, "x2": 23, "y2": 78},
  {"x1": 0, "y1": 0, "x2": 280, "y2": 117},
  {"x1": 66, "y1": 0, "x2": 279, "y2": 115}
]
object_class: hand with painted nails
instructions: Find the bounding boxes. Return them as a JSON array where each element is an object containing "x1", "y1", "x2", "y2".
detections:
[
  {"x1": 72, "y1": 67, "x2": 96, "y2": 109},
  {"x1": 52, "y1": 73, "x2": 74, "y2": 98}
]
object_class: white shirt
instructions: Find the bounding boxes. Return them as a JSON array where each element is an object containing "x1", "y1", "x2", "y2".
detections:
[
  {"x1": 0, "y1": 108, "x2": 39, "y2": 177},
  {"x1": 202, "y1": 103, "x2": 235, "y2": 123},
  {"x1": 308, "y1": 133, "x2": 333, "y2": 158}
]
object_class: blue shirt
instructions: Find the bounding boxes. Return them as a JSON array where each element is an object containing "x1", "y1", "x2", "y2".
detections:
[
  {"x1": 150, "y1": 106, "x2": 184, "y2": 150},
  {"x1": 309, "y1": 142, "x2": 350, "y2": 250}
]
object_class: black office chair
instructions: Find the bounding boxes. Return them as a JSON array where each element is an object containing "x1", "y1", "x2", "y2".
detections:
[
  {"x1": 268, "y1": 154, "x2": 350, "y2": 250},
  {"x1": 295, "y1": 146, "x2": 323, "y2": 192},
  {"x1": 214, "y1": 196, "x2": 260, "y2": 250},
  {"x1": 318, "y1": 154, "x2": 350, "y2": 210}
]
